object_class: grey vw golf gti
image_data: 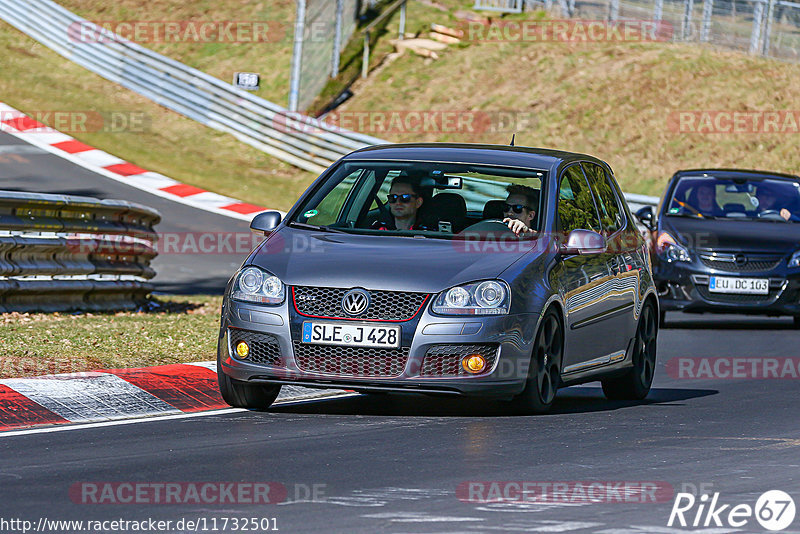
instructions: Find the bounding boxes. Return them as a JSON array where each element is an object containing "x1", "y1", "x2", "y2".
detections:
[{"x1": 217, "y1": 144, "x2": 659, "y2": 413}]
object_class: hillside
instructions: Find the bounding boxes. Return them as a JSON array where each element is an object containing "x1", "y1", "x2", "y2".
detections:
[{"x1": 1, "y1": 0, "x2": 798, "y2": 206}]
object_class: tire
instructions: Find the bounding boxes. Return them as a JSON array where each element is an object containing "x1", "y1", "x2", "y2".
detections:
[
  {"x1": 659, "y1": 309, "x2": 666, "y2": 328},
  {"x1": 602, "y1": 302, "x2": 658, "y2": 401},
  {"x1": 794, "y1": 316, "x2": 800, "y2": 329},
  {"x1": 217, "y1": 364, "x2": 281, "y2": 409},
  {"x1": 508, "y1": 309, "x2": 563, "y2": 414}
]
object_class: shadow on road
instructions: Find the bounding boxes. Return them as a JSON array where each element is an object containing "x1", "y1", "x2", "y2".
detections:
[
  {"x1": 663, "y1": 316, "x2": 796, "y2": 331},
  {"x1": 268, "y1": 386, "x2": 717, "y2": 417}
]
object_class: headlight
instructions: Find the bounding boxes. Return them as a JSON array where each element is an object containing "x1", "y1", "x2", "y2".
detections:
[
  {"x1": 656, "y1": 232, "x2": 691, "y2": 263},
  {"x1": 231, "y1": 266, "x2": 285, "y2": 304},
  {"x1": 432, "y1": 280, "x2": 510, "y2": 315},
  {"x1": 789, "y1": 251, "x2": 800, "y2": 269}
]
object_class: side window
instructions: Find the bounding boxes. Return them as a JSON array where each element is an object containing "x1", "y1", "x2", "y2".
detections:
[
  {"x1": 558, "y1": 165, "x2": 601, "y2": 233},
  {"x1": 583, "y1": 163, "x2": 623, "y2": 234}
]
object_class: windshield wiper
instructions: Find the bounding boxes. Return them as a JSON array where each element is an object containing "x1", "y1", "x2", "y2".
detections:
[{"x1": 289, "y1": 222, "x2": 349, "y2": 233}]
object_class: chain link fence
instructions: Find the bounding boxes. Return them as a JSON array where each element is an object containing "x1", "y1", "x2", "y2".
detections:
[
  {"x1": 485, "y1": 0, "x2": 800, "y2": 61},
  {"x1": 289, "y1": 0, "x2": 363, "y2": 112}
]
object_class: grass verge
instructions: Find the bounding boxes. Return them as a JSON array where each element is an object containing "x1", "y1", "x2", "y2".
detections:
[
  {"x1": 0, "y1": 295, "x2": 222, "y2": 378},
  {"x1": 0, "y1": 21, "x2": 315, "y2": 211}
]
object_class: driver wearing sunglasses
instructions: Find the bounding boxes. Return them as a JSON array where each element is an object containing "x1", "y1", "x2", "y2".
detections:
[
  {"x1": 372, "y1": 176, "x2": 426, "y2": 231},
  {"x1": 502, "y1": 184, "x2": 538, "y2": 237}
]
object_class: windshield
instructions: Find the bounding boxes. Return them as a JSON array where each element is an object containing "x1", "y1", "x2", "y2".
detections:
[
  {"x1": 666, "y1": 175, "x2": 800, "y2": 222},
  {"x1": 289, "y1": 160, "x2": 546, "y2": 239}
]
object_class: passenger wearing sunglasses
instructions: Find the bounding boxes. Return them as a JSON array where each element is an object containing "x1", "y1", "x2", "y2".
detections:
[
  {"x1": 502, "y1": 184, "x2": 538, "y2": 237},
  {"x1": 372, "y1": 176, "x2": 426, "y2": 231}
]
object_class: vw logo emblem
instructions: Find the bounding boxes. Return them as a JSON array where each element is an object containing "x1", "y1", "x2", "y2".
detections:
[
  {"x1": 735, "y1": 254, "x2": 747, "y2": 267},
  {"x1": 342, "y1": 288, "x2": 370, "y2": 316}
]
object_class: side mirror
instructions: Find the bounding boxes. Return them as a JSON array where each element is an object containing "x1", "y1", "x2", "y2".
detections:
[
  {"x1": 250, "y1": 211, "x2": 282, "y2": 235},
  {"x1": 635, "y1": 206, "x2": 655, "y2": 230},
  {"x1": 559, "y1": 229, "x2": 607, "y2": 255}
]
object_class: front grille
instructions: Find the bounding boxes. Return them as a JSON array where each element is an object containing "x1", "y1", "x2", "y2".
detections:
[
  {"x1": 698, "y1": 254, "x2": 783, "y2": 273},
  {"x1": 293, "y1": 341, "x2": 410, "y2": 377},
  {"x1": 695, "y1": 285, "x2": 778, "y2": 304},
  {"x1": 292, "y1": 286, "x2": 429, "y2": 321},
  {"x1": 229, "y1": 329, "x2": 282, "y2": 366},
  {"x1": 421, "y1": 344, "x2": 500, "y2": 377}
]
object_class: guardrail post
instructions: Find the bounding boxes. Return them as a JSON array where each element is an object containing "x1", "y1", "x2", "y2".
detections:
[
  {"x1": 653, "y1": 0, "x2": 663, "y2": 22},
  {"x1": 362, "y1": 30, "x2": 371, "y2": 78},
  {"x1": 399, "y1": 0, "x2": 407, "y2": 39},
  {"x1": 610, "y1": 0, "x2": 619, "y2": 20},
  {"x1": 750, "y1": 0, "x2": 765, "y2": 54},
  {"x1": 681, "y1": 0, "x2": 694, "y2": 40},
  {"x1": 288, "y1": 0, "x2": 307, "y2": 111},
  {"x1": 762, "y1": 0, "x2": 775, "y2": 55},
  {"x1": 700, "y1": 0, "x2": 713, "y2": 42},
  {"x1": 331, "y1": 0, "x2": 344, "y2": 78}
]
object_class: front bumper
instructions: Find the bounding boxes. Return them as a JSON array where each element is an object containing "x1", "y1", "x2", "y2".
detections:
[
  {"x1": 218, "y1": 298, "x2": 539, "y2": 398},
  {"x1": 655, "y1": 260, "x2": 800, "y2": 316}
]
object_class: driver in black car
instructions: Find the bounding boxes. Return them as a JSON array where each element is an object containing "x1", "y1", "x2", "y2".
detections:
[
  {"x1": 756, "y1": 184, "x2": 799, "y2": 222},
  {"x1": 502, "y1": 184, "x2": 539, "y2": 237},
  {"x1": 372, "y1": 176, "x2": 427, "y2": 231}
]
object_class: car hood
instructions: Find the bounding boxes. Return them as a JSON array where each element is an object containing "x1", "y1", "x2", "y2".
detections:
[
  {"x1": 662, "y1": 216, "x2": 800, "y2": 254},
  {"x1": 247, "y1": 226, "x2": 534, "y2": 293}
]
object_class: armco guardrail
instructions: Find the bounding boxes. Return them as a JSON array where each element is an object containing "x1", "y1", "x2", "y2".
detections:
[
  {"x1": 0, "y1": 0, "x2": 659, "y2": 209},
  {"x1": 0, "y1": 0, "x2": 385, "y2": 174},
  {"x1": 0, "y1": 191, "x2": 160, "y2": 312}
]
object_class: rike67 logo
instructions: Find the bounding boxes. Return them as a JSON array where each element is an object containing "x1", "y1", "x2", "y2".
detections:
[{"x1": 668, "y1": 490, "x2": 796, "y2": 531}]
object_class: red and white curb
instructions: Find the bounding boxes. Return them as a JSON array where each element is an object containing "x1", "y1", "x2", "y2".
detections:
[
  {"x1": 0, "y1": 102, "x2": 279, "y2": 221},
  {"x1": 0, "y1": 362, "x2": 346, "y2": 432}
]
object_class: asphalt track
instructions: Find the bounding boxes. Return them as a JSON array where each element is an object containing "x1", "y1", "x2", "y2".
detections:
[
  {"x1": 1, "y1": 131, "x2": 799, "y2": 533},
  {"x1": 0, "y1": 131, "x2": 251, "y2": 293}
]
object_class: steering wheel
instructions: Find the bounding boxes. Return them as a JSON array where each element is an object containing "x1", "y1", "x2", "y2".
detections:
[
  {"x1": 458, "y1": 219, "x2": 516, "y2": 235},
  {"x1": 758, "y1": 209, "x2": 782, "y2": 219}
]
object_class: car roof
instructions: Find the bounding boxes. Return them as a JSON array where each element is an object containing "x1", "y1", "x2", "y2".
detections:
[
  {"x1": 343, "y1": 143, "x2": 607, "y2": 171},
  {"x1": 673, "y1": 168, "x2": 800, "y2": 182}
]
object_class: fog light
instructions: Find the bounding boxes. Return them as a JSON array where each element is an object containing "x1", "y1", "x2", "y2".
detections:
[
  {"x1": 462, "y1": 354, "x2": 486, "y2": 374},
  {"x1": 235, "y1": 341, "x2": 249, "y2": 359}
]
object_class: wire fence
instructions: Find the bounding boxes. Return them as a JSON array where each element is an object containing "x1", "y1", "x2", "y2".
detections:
[
  {"x1": 483, "y1": 0, "x2": 800, "y2": 60},
  {"x1": 289, "y1": 0, "x2": 362, "y2": 111}
]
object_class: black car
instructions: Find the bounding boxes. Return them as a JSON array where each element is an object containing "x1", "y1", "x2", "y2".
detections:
[
  {"x1": 217, "y1": 143, "x2": 659, "y2": 413},
  {"x1": 636, "y1": 169, "x2": 800, "y2": 326}
]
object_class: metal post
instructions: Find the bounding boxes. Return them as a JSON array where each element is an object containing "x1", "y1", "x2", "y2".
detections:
[
  {"x1": 749, "y1": 0, "x2": 764, "y2": 54},
  {"x1": 654, "y1": 0, "x2": 663, "y2": 22},
  {"x1": 568, "y1": 0, "x2": 575, "y2": 16},
  {"x1": 362, "y1": 30, "x2": 370, "y2": 78},
  {"x1": 558, "y1": 0, "x2": 570, "y2": 15},
  {"x1": 700, "y1": 0, "x2": 713, "y2": 41},
  {"x1": 681, "y1": 0, "x2": 694, "y2": 40},
  {"x1": 288, "y1": 0, "x2": 307, "y2": 112},
  {"x1": 399, "y1": 0, "x2": 406, "y2": 39},
  {"x1": 763, "y1": 0, "x2": 775, "y2": 55},
  {"x1": 610, "y1": 0, "x2": 619, "y2": 20},
  {"x1": 331, "y1": 0, "x2": 344, "y2": 78}
]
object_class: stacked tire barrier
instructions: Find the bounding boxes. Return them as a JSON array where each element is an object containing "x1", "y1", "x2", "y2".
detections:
[{"x1": 0, "y1": 191, "x2": 160, "y2": 313}]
